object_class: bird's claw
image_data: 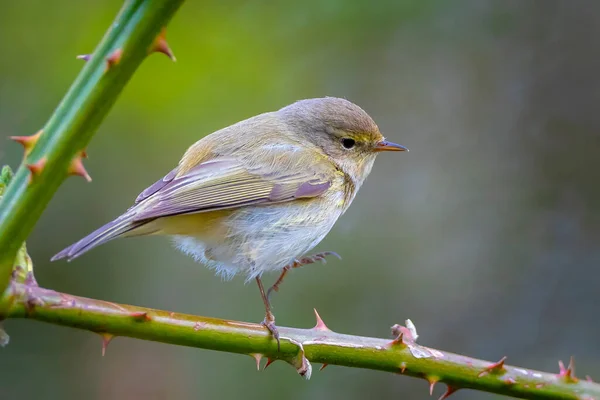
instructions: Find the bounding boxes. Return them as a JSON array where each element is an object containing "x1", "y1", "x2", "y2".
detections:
[
  {"x1": 262, "y1": 314, "x2": 280, "y2": 351},
  {"x1": 293, "y1": 251, "x2": 341, "y2": 268}
]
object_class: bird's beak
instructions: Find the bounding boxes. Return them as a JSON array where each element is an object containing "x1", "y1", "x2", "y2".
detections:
[{"x1": 374, "y1": 140, "x2": 409, "y2": 152}]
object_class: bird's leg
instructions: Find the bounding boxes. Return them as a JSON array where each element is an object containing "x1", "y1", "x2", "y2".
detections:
[
  {"x1": 267, "y1": 251, "x2": 341, "y2": 301},
  {"x1": 256, "y1": 276, "x2": 280, "y2": 351}
]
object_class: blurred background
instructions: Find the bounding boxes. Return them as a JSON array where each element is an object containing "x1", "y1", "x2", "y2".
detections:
[{"x1": 1, "y1": 0, "x2": 599, "y2": 399}]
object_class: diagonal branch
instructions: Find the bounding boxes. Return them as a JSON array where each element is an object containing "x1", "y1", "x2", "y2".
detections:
[
  {"x1": 0, "y1": 2, "x2": 598, "y2": 399},
  {"x1": 1, "y1": 277, "x2": 598, "y2": 400},
  {"x1": 0, "y1": 0, "x2": 184, "y2": 293}
]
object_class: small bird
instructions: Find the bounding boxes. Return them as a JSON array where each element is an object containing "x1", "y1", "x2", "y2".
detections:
[{"x1": 52, "y1": 97, "x2": 407, "y2": 347}]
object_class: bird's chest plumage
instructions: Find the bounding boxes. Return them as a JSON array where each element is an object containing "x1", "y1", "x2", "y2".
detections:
[{"x1": 173, "y1": 186, "x2": 346, "y2": 281}]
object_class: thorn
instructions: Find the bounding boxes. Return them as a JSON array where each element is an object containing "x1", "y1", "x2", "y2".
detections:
[
  {"x1": 250, "y1": 353, "x2": 262, "y2": 371},
  {"x1": 400, "y1": 362, "x2": 407, "y2": 373},
  {"x1": 504, "y1": 377, "x2": 517, "y2": 385},
  {"x1": 438, "y1": 385, "x2": 458, "y2": 400},
  {"x1": 313, "y1": 308, "x2": 330, "y2": 331},
  {"x1": 106, "y1": 48, "x2": 123, "y2": 70},
  {"x1": 263, "y1": 358, "x2": 276, "y2": 370},
  {"x1": 11, "y1": 130, "x2": 43, "y2": 157},
  {"x1": 478, "y1": 356, "x2": 507, "y2": 377},
  {"x1": 428, "y1": 377, "x2": 439, "y2": 396},
  {"x1": 391, "y1": 332, "x2": 404, "y2": 346},
  {"x1": 586, "y1": 375, "x2": 593, "y2": 382},
  {"x1": 26, "y1": 157, "x2": 47, "y2": 181},
  {"x1": 150, "y1": 28, "x2": 176, "y2": 61},
  {"x1": 99, "y1": 333, "x2": 114, "y2": 356},
  {"x1": 77, "y1": 54, "x2": 91, "y2": 61},
  {"x1": 558, "y1": 357, "x2": 578, "y2": 383},
  {"x1": 319, "y1": 363, "x2": 328, "y2": 371},
  {"x1": 68, "y1": 153, "x2": 91, "y2": 182},
  {"x1": 390, "y1": 323, "x2": 415, "y2": 346},
  {"x1": 130, "y1": 311, "x2": 151, "y2": 322}
]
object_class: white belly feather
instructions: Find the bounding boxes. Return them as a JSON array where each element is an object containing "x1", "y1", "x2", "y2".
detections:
[{"x1": 173, "y1": 192, "x2": 344, "y2": 281}]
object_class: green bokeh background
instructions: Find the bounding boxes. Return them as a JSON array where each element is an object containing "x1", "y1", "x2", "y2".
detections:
[{"x1": 1, "y1": 1, "x2": 599, "y2": 399}]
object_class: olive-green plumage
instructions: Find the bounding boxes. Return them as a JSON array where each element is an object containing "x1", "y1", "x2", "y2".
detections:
[{"x1": 52, "y1": 97, "x2": 407, "y2": 282}]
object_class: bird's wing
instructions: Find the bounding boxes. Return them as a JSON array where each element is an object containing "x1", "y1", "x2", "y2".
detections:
[{"x1": 131, "y1": 157, "x2": 332, "y2": 222}]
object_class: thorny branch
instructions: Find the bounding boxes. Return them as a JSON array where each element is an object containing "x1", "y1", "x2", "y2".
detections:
[
  {"x1": 1, "y1": 273, "x2": 599, "y2": 400},
  {"x1": 0, "y1": 2, "x2": 599, "y2": 399}
]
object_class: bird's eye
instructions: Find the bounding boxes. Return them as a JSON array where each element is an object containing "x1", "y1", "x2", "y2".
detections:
[{"x1": 341, "y1": 138, "x2": 356, "y2": 149}]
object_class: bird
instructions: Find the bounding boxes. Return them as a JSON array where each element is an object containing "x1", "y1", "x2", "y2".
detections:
[{"x1": 52, "y1": 97, "x2": 408, "y2": 348}]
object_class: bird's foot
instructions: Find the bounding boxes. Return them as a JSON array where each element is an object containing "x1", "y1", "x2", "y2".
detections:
[
  {"x1": 261, "y1": 311, "x2": 280, "y2": 351},
  {"x1": 291, "y1": 251, "x2": 341, "y2": 268},
  {"x1": 267, "y1": 251, "x2": 341, "y2": 301}
]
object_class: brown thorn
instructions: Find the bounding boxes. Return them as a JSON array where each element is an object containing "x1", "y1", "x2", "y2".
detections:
[
  {"x1": 68, "y1": 153, "x2": 92, "y2": 182},
  {"x1": 11, "y1": 129, "x2": 43, "y2": 157},
  {"x1": 390, "y1": 323, "x2": 415, "y2": 346},
  {"x1": 390, "y1": 332, "x2": 404, "y2": 347},
  {"x1": 150, "y1": 28, "x2": 176, "y2": 61},
  {"x1": 76, "y1": 54, "x2": 91, "y2": 61},
  {"x1": 99, "y1": 333, "x2": 114, "y2": 357},
  {"x1": 26, "y1": 157, "x2": 47, "y2": 181},
  {"x1": 313, "y1": 308, "x2": 330, "y2": 331},
  {"x1": 558, "y1": 357, "x2": 579, "y2": 383},
  {"x1": 428, "y1": 377, "x2": 439, "y2": 396},
  {"x1": 250, "y1": 353, "x2": 262, "y2": 371},
  {"x1": 263, "y1": 358, "x2": 275, "y2": 370},
  {"x1": 477, "y1": 356, "x2": 507, "y2": 377},
  {"x1": 400, "y1": 362, "x2": 407, "y2": 374},
  {"x1": 106, "y1": 48, "x2": 123, "y2": 70},
  {"x1": 319, "y1": 363, "x2": 328, "y2": 371},
  {"x1": 130, "y1": 311, "x2": 151, "y2": 322},
  {"x1": 438, "y1": 385, "x2": 458, "y2": 400}
]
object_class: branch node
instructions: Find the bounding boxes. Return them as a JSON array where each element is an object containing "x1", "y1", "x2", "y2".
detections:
[
  {"x1": 284, "y1": 337, "x2": 312, "y2": 380},
  {"x1": 390, "y1": 319, "x2": 418, "y2": 346}
]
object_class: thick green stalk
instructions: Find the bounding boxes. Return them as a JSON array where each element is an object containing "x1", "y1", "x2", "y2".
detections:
[
  {"x1": 0, "y1": 0, "x2": 184, "y2": 292},
  {"x1": 0, "y1": 280, "x2": 598, "y2": 400}
]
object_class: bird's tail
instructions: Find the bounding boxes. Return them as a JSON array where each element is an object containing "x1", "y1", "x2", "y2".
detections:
[{"x1": 51, "y1": 210, "x2": 142, "y2": 262}]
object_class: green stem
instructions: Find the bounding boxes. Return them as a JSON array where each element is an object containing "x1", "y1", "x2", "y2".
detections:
[
  {"x1": 0, "y1": 0, "x2": 184, "y2": 293},
  {"x1": 1, "y1": 281, "x2": 597, "y2": 400}
]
